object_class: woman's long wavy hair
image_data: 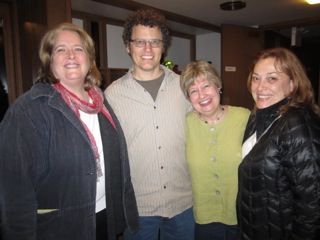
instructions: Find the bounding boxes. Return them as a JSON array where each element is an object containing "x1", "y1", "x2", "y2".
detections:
[
  {"x1": 36, "y1": 22, "x2": 101, "y2": 90},
  {"x1": 247, "y1": 47, "x2": 320, "y2": 116}
]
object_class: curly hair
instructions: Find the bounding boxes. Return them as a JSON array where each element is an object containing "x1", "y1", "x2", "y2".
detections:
[
  {"x1": 122, "y1": 8, "x2": 170, "y2": 53},
  {"x1": 247, "y1": 47, "x2": 320, "y2": 116},
  {"x1": 36, "y1": 22, "x2": 101, "y2": 90}
]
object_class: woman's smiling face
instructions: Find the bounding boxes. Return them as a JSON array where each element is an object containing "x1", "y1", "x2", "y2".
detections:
[
  {"x1": 50, "y1": 30, "x2": 90, "y2": 89},
  {"x1": 188, "y1": 75, "x2": 221, "y2": 118},
  {"x1": 251, "y1": 57, "x2": 294, "y2": 109}
]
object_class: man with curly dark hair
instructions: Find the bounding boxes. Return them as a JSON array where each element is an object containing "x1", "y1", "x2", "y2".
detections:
[{"x1": 105, "y1": 8, "x2": 195, "y2": 240}]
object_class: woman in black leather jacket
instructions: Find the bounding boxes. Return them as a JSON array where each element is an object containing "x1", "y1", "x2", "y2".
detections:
[{"x1": 237, "y1": 47, "x2": 320, "y2": 240}]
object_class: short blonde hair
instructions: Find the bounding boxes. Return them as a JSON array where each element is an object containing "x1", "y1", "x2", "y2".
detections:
[{"x1": 180, "y1": 60, "x2": 221, "y2": 98}]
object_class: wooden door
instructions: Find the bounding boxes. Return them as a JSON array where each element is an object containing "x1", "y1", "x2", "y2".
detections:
[{"x1": 221, "y1": 24, "x2": 263, "y2": 109}]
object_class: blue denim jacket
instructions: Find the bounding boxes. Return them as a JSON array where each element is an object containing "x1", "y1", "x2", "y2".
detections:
[{"x1": 0, "y1": 83, "x2": 138, "y2": 240}]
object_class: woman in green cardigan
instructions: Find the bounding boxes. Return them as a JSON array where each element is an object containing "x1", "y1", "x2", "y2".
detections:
[{"x1": 180, "y1": 60, "x2": 250, "y2": 240}]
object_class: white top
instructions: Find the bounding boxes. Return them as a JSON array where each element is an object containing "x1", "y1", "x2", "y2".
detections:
[
  {"x1": 242, "y1": 132, "x2": 257, "y2": 159},
  {"x1": 79, "y1": 110, "x2": 106, "y2": 213}
]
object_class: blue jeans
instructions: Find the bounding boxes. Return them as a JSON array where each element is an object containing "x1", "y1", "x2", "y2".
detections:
[
  {"x1": 124, "y1": 207, "x2": 195, "y2": 240},
  {"x1": 195, "y1": 222, "x2": 239, "y2": 240}
]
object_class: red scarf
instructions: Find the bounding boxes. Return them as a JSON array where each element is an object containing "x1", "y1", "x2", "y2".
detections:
[{"x1": 53, "y1": 82, "x2": 116, "y2": 178}]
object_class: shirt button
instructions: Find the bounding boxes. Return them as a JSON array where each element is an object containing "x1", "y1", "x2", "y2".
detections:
[
  {"x1": 213, "y1": 174, "x2": 219, "y2": 179},
  {"x1": 164, "y1": 185, "x2": 167, "y2": 189},
  {"x1": 210, "y1": 127, "x2": 215, "y2": 132},
  {"x1": 215, "y1": 190, "x2": 220, "y2": 195},
  {"x1": 156, "y1": 126, "x2": 159, "y2": 129},
  {"x1": 211, "y1": 156, "x2": 216, "y2": 161},
  {"x1": 160, "y1": 166, "x2": 164, "y2": 169},
  {"x1": 158, "y1": 146, "x2": 162, "y2": 150},
  {"x1": 154, "y1": 106, "x2": 156, "y2": 109}
]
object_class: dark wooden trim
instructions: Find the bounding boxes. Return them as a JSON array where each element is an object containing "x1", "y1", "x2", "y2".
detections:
[
  {"x1": 73, "y1": 7, "x2": 198, "y2": 86},
  {"x1": 72, "y1": 10, "x2": 196, "y2": 78},
  {"x1": 0, "y1": 0, "x2": 23, "y2": 103},
  {"x1": 190, "y1": 35, "x2": 196, "y2": 61},
  {"x1": 318, "y1": 75, "x2": 320, "y2": 106},
  {"x1": 72, "y1": 10, "x2": 124, "y2": 26},
  {"x1": 73, "y1": 10, "x2": 196, "y2": 40},
  {"x1": 106, "y1": 67, "x2": 128, "y2": 87},
  {"x1": 99, "y1": 20, "x2": 108, "y2": 68},
  {"x1": 93, "y1": 0, "x2": 220, "y2": 32},
  {"x1": 261, "y1": 16, "x2": 320, "y2": 30},
  {"x1": 171, "y1": 30, "x2": 194, "y2": 39},
  {"x1": 171, "y1": 30, "x2": 196, "y2": 60}
]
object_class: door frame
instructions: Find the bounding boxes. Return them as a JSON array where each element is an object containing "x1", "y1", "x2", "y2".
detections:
[{"x1": 0, "y1": 1, "x2": 22, "y2": 103}]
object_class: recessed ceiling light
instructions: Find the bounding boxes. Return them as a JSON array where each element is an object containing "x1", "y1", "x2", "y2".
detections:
[
  {"x1": 220, "y1": 1, "x2": 246, "y2": 11},
  {"x1": 305, "y1": 0, "x2": 320, "y2": 4}
]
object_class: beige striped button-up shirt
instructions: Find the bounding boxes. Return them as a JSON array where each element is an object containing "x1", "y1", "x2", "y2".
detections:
[{"x1": 105, "y1": 66, "x2": 193, "y2": 217}]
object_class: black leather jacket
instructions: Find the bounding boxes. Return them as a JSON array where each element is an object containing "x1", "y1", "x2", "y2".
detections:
[{"x1": 237, "y1": 101, "x2": 320, "y2": 240}]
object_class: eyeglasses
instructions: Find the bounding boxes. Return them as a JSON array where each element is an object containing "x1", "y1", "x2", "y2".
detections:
[{"x1": 129, "y1": 39, "x2": 163, "y2": 48}]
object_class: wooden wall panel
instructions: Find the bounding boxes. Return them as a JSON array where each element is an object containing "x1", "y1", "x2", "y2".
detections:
[
  {"x1": 221, "y1": 24, "x2": 263, "y2": 109},
  {"x1": 46, "y1": 0, "x2": 71, "y2": 28},
  {"x1": 16, "y1": 0, "x2": 71, "y2": 94},
  {"x1": 0, "y1": 0, "x2": 23, "y2": 102}
]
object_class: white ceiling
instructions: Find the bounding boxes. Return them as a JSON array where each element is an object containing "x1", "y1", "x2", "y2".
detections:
[
  {"x1": 72, "y1": 0, "x2": 320, "y2": 34},
  {"x1": 132, "y1": 0, "x2": 320, "y2": 27}
]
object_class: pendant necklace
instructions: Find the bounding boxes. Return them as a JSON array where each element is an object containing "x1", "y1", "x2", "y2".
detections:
[{"x1": 203, "y1": 106, "x2": 225, "y2": 125}]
